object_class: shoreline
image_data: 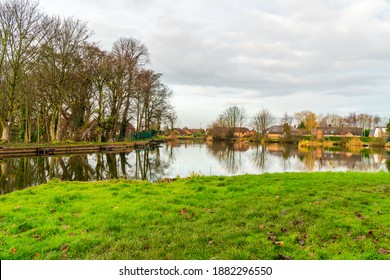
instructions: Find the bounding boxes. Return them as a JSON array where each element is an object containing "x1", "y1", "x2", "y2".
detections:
[{"x1": 0, "y1": 140, "x2": 165, "y2": 158}]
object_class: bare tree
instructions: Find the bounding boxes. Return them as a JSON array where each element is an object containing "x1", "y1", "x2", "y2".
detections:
[
  {"x1": 281, "y1": 112, "x2": 293, "y2": 125},
  {"x1": 112, "y1": 38, "x2": 149, "y2": 139},
  {"x1": 165, "y1": 109, "x2": 178, "y2": 133},
  {"x1": 344, "y1": 112, "x2": 358, "y2": 127},
  {"x1": 357, "y1": 113, "x2": 373, "y2": 135},
  {"x1": 219, "y1": 106, "x2": 246, "y2": 137},
  {"x1": 252, "y1": 107, "x2": 275, "y2": 139},
  {"x1": 37, "y1": 16, "x2": 91, "y2": 141},
  {"x1": 134, "y1": 69, "x2": 172, "y2": 131},
  {"x1": 320, "y1": 114, "x2": 344, "y2": 127},
  {"x1": 0, "y1": 0, "x2": 52, "y2": 142}
]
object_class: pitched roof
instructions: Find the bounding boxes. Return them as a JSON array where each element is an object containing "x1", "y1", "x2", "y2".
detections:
[
  {"x1": 234, "y1": 127, "x2": 249, "y2": 133},
  {"x1": 316, "y1": 127, "x2": 362, "y2": 136},
  {"x1": 267, "y1": 125, "x2": 302, "y2": 135}
]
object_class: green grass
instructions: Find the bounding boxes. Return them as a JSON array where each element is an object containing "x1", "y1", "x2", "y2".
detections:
[{"x1": 1, "y1": 172, "x2": 390, "y2": 260}]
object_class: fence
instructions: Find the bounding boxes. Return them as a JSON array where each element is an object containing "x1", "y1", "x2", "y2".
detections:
[{"x1": 129, "y1": 131, "x2": 155, "y2": 141}]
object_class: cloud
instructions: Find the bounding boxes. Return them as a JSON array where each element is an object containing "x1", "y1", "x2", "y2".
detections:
[{"x1": 38, "y1": 0, "x2": 390, "y2": 126}]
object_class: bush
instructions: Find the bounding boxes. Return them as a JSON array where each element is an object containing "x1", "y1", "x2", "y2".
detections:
[
  {"x1": 346, "y1": 137, "x2": 365, "y2": 147},
  {"x1": 370, "y1": 137, "x2": 387, "y2": 147}
]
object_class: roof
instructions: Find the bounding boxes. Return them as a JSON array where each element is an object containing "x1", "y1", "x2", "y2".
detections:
[
  {"x1": 316, "y1": 127, "x2": 363, "y2": 136},
  {"x1": 234, "y1": 127, "x2": 249, "y2": 133},
  {"x1": 267, "y1": 125, "x2": 302, "y2": 135}
]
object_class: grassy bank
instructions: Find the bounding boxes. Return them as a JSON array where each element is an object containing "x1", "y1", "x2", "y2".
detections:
[{"x1": 1, "y1": 172, "x2": 390, "y2": 260}]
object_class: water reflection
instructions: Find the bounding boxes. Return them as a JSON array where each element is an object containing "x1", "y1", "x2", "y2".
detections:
[
  {"x1": 1, "y1": 141, "x2": 389, "y2": 194},
  {"x1": 206, "y1": 142, "x2": 248, "y2": 174},
  {"x1": 0, "y1": 149, "x2": 169, "y2": 194}
]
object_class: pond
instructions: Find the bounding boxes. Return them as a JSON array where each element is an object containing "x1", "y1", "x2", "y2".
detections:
[{"x1": 1, "y1": 140, "x2": 389, "y2": 194}]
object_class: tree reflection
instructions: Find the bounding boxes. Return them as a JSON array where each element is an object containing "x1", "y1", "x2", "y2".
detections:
[
  {"x1": 252, "y1": 144, "x2": 267, "y2": 171},
  {"x1": 134, "y1": 148, "x2": 170, "y2": 181},
  {"x1": 206, "y1": 141, "x2": 245, "y2": 174}
]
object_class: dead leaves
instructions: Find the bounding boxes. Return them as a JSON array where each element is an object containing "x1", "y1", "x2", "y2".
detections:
[
  {"x1": 267, "y1": 233, "x2": 277, "y2": 241},
  {"x1": 60, "y1": 244, "x2": 69, "y2": 253},
  {"x1": 266, "y1": 231, "x2": 284, "y2": 246},
  {"x1": 9, "y1": 247, "x2": 17, "y2": 254},
  {"x1": 298, "y1": 240, "x2": 306, "y2": 246},
  {"x1": 33, "y1": 253, "x2": 41, "y2": 259},
  {"x1": 274, "y1": 241, "x2": 284, "y2": 247},
  {"x1": 352, "y1": 230, "x2": 380, "y2": 245},
  {"x1": 179, "y1": 208, "x2": 195, "y2": 220},
  {"x1": 378, "y1": 248, "x2": 390, "y2": 255},
  {"x1": 33, "y1": 234, "x2": 42, "y2": 241},
  {"x1": 298, "y1": 234, "x2": 309, "y2": 247},
  {"x1": 354, "y1": 211, "x2": 367, "y2": 219},
  {"x1": 279, "y1": 254, "x2": 292, "y2": 260}
]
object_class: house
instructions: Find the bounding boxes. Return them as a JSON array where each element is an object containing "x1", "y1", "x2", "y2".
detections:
[
  {"x1": 369, "y1": 127, "x2": 387, "y2": 138},
  {"x1": 182, "y1": 128, "x2": 204, "y2": 136},
  {"x1": 173, "y1": 128, "x2": 185, "y2": 136},
  {"x1": 182, "y1": 127, "x2": 193, "y2": 136},
  {"x1": 125, "y1": 123, "x2": 136, "y2": 136},
  {"x1": 114, "y1": 122, "x2": 136, "y2": 139},
  {"x1": 189, "y1": 128, "x2": 204, "y2": 135},
  {"x1": 267, "y1": 125, "x2": 303, "y2": 139},
  {"x1": 314, "y1": 126, "x2": 363, "y2": 137},
  {"x1": 234, "y1": 127, "x2": 250, "y2": 138}
]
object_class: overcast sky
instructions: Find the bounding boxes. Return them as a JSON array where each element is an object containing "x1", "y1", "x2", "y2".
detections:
[{"x1": 38, "y1": 0, "x2": 390, "y2": 128}]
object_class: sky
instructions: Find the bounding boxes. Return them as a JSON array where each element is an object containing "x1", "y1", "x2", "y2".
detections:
[{"x1": 38, "y1": 0, "x2": 390, "y2": 128}]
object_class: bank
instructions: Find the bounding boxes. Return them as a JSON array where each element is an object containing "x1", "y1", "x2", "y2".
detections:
[
  {"x1": 0, "y1": 139, "x2": 165, "y2": 158},
  {"x1": 1, "y1": 172, "x2": 390, "y2": 260}
]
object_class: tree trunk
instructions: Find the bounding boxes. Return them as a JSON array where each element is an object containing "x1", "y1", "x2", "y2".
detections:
[
  {"x1": 1, "y1": 121, "x2": 10, "y2": 142},
  {"x1": 55, "y1": 110, "x2": 62, "y2": 141},
  {"x1": 97, "y1": 129, "x2": 102, "y2": 142},
  {"x1": 49, "y1": 112, "x2": 56, "y2": 142}
]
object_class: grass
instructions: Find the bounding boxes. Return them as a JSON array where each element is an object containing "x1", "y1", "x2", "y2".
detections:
[{"x1": 0, "y1": 172, "x2": 390, "y2": 260}]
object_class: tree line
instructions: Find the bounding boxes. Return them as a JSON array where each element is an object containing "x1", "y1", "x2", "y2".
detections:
[
  {"x1": 209, "y1": 106, "x2": 390, "y2": 139},
  {"x1": 0, "y1": 0, "x2": 176, "y2": 143}
]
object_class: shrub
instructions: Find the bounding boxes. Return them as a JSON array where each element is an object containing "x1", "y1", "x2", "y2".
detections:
[
  {"x1": 346, "y1": 137, "x2": 365, "y2": 147},
  {"x1": 370, "y1": 137, "x2": 386, "y2": 147}
]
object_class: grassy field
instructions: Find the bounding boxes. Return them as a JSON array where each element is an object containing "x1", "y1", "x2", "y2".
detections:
[{"x1": 0, "y1": 172, "x2": 390, "y2": 260}]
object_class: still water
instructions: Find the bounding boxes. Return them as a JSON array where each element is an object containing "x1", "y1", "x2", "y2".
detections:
[{"x1": 1, "y1": 140, "x2": 389, "y2": 194}]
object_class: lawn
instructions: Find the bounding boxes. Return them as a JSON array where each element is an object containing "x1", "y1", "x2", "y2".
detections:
[{"x1": 0, "y1": 172, "x2": 389, "y2": 260}]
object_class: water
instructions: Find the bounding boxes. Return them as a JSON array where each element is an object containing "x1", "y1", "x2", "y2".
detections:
[{"x1": 1, "y1": 140, "x2": 389, "y2": 194}]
